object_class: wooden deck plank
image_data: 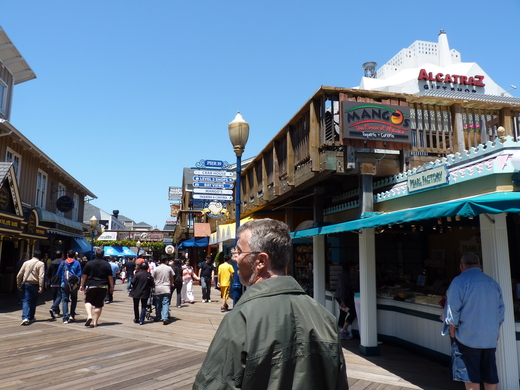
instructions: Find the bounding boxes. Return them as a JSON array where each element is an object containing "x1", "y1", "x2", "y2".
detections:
[{"x1": 0, "y1": 282, "x2": 460, "y2": 390}]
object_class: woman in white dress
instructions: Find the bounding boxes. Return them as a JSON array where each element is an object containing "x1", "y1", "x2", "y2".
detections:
[{"x1": 181, "y1": 259, "x2": 200, "y2": 304}]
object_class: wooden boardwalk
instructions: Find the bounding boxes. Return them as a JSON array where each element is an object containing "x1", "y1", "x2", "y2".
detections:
[{"x1": 0, "y1": 282, "x2": 459, "y2": 390}]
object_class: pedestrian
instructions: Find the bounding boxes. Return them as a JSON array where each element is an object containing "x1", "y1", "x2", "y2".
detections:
[
  {"x1": 181, "y1": 259, "x2": 199, "y2": 304},
  {"x1": 217, "y1": 255, "x2": 234, "y2": 312},
  {"x1": 105, "y1": 256, "x2": 120, "y2": 303},
  {"x1": 334, "y1": 263, "x2": 356, "y2": 340},
  {"x1": 193, "y1": 219, "x2": 349, "y2": 389},
  {"x1": 16, "y1": 250, "x2": 45, "y2": 325},
  {"x1": 198, "y1": 255, "x2": 215, "y2": 303},
  {"x1": 129, "y1": 262, "x2": 154, "y2": 325},
  {"x1": 152, "y1": 255, "x2": 174, "y2": 324},
  {"x1": 171, "y1": 259, "x2": 183, "y2": 308},
  {"x1": 442, "y1": 252, "x2": 504, "y2": 390},
  {"x1": 79, "y1": 248, "x2": 114, "y2": 328},
  {"x1": 14, "y1": 253, "x2": 30, "y2": 305},
  {"x1": 47, "y1": 250, "x2": 65, "y2": 318},
  {"x1": 123, "y1": 257, "x2": 136, "y2": 291},
  {"x1": 57, "y1": 249, "x2": 82, "y2": 323}
]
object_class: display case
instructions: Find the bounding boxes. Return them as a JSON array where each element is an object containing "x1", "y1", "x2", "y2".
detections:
[{"x1": 294, "y1": 244, "x2": 313, "y2": 296}]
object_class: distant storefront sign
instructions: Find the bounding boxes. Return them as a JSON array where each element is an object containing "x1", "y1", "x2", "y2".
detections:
[
  {"x1": 56, "y1": 195, "x2": 74, "y2": 213},
  {"x1": 98, "y1": 232, "x2": 118, "y2": 241},
  {"x1": 407, "y1": 165, "x2": 449, "y2": 193},
  {"x1": 169, "y1": 187, "x2": 182, "y2": 201},
  {"x1": 342, "y1": 101, "x2": 411, "y2": 143}
]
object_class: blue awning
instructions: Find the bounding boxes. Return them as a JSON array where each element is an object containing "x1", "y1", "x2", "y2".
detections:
[
  {"x1": 292, "y1": 192, "x2": 520, "y2": 238},
  {"x1": 178, "y1": 237, "x2": 209, "y2": 249},
  {"x1": 103, "y1": 246, "x2": 137, "y2": 257},
  {"x1": 72, "y1": 237, "x2": 92, "y2": 254}
]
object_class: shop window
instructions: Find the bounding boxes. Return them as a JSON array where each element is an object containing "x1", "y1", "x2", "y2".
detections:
[
  {"x1": 56, "y1": 183, "x2": 66, "y2": 217},
  {"x1": 5, "y1": 147, "x2": 21, "y2": 182},
  {"x1": 35, "y1": 170, "x2": 47, "y2": 208},
  {"x1": 0, "y1": 79, "x2": 6, "y2": 115}
]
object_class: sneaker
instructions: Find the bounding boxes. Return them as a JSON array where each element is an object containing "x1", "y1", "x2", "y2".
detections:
[
  {"x1": 339, "y1": 329, "x2": 352, "y2": 340},
  {"x1": 133, "y1": 319, "x2": 139, "y2": 324},
  {"x1": 202, "y1": 299, "x2": 207, "y2": 303},
  {"x1": 163, "y1": 319, "x2": 169, "y2": 325},
  {"x1": 68, "y1": 317, "x2": 75, "y2": 322},
  {"x1": 63, "y1": 320, "x2": 69, "y2": 324},
  {"x1": 49, "y1": 309, "x2": 56, "y2": 320},
  {"x1": 20, "y1": 319, "x2": 29, "y2": 326}
]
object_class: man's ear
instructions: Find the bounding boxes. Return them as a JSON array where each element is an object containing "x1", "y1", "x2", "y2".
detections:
[{"x1": 255, "y1": 252, "x2": 269, "y2": 270}]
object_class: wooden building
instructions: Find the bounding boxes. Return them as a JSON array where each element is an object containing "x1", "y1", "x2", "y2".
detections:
[
  {"x1": 0, "y1": 26, "x2": 95, "y2": 291},
  {"x1": 208, "y1": 33, "x2": 520, "y2": 387}
]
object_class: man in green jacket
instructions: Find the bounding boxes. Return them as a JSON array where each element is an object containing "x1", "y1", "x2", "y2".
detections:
[{"x1": 193, "y1": 219, "x2": 349, "y2": 390}]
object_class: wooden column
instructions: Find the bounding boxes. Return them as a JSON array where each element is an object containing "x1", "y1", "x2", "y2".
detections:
[
  {"x1": 358, "y1": 227, "x2": 379, "y2": 356},
  {"x1": 313, "y1": 235, "x2": 326, "y2": 306},
  {"x1": 479, "y1": 213, "x2": 519, "y2": 389},
  {"x1": 310, "y1": 100, "x2": 320, "y2": 172},
  {"x1": 313, "y1": 187, "x2": 326, "y2": 305},
  {"x1": 451, "y1": 104, "x2": 465, "y2": 152}
]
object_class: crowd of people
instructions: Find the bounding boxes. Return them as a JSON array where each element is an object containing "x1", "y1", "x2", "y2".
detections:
[{"x1": 15, "y1": 247, "x2": 236, "y2": 328}]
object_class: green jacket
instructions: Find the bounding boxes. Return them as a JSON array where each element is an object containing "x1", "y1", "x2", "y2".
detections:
[{"x1": 193, "y1": 276, "x2": 349, "y2": 390}]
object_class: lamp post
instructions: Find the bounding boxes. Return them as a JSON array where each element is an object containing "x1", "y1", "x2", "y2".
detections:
[
  {"x1": 89, "y1": 215, "x2": 98, "y2": 260},
  {"x1": 136, "y1": 240, "x2": 142, "y2": 257},
  {"x1": 228, "y1": 111, "x2": 250, "y2": 304}
]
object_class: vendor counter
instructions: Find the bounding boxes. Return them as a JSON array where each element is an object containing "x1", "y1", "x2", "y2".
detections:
[{"x1": 325, "y1": 291, "x2": 450, "y2": 363}]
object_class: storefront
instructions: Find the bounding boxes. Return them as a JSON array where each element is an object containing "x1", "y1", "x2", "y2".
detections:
[{"x1": 293, "y1": 140, "x2": 520, "y2": 387}]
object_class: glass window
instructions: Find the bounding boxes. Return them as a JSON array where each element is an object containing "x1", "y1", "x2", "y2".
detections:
[
  {"x1": 5, "y1": 147, "x2": 21, "y2": 182},
  {"x1": 56, "y1": 183, "x2": 66, "y2": 216},
  {"x1": 72, "y1": 193, "x2": 79, "y2": 221},
  {"x1": 35, "y1": 170, "x2": 47, "y2": 208},
  {"x1": 0, "y1": 80, "x2": 6, "y2": 114}
]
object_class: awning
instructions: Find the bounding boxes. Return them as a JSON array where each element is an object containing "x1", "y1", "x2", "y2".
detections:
[
  {"x1": 292, "y1": 192, "x2": 520, "y2": 239},
  {"x1": 72, "y1": 237, "x2": 92, "y2": 254},
  {"x1": 208, "y1": 217, "x2": 255, "y2": 245},
  {"x1": 103, "y1": 246, "x2": 137, "y2": 257},
  {"x1": 178, "y1": 237, "x2": 209, "y2": 249},
  {"x1": 36, "y1": 207, "x2": 83, "y2": 236}
]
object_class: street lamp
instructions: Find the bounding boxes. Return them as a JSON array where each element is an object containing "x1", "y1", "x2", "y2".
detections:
[
  {"x1": 228, "y1": 111, "x2": 250, "y2": 304},
  {"x1": 136, "y1": 240, "x2": 141, "y2": 257},
  {"x1": 89, "y1": 215, "x2": 98, "y2": 260}
]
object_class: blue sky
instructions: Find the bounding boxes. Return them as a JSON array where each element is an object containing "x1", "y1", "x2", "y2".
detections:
[{"x1": 2, "y1": 0, "x2": 519, "y2": 229}]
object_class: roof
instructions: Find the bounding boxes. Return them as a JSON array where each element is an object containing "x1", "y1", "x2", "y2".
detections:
[
  {"x1": 0, "y1": 27, "x2": 36, "y2": 84},
  {"x1": 416, "y1": 90, "x2": 520, "y2": 105}
]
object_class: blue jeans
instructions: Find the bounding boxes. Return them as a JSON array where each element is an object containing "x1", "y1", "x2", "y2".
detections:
[
  {"x1": 50, "y1": 287, "x2": 63, "y2": 313},
  {"x1": 155, "y1": 293, "x2": 170, "y2": 321},
  {"x1": 21, "y1": 284, "x2": 39, "y2": 321},
  {"x1": 126, "y1": 275, "x2": 133, "y2": 291},
  {"x1": 61, "y1": 287, "x2": 78, "y2": 321}
]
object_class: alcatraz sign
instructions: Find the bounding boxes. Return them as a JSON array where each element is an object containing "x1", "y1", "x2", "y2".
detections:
[
  {"x1": 341, "y1": 101, "x2": 411, "y2": 143},
  {"x1": 418, "y1": 68, "x2": 486, "y2": 92}
]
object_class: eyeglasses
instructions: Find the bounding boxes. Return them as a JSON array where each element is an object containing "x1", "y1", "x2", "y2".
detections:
[{"x1": 231, "y1": 247, "x2": 260, "y2": 256}]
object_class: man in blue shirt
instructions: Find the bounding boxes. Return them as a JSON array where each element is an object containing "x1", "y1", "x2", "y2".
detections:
[{"x1": 443, "y1": 252, "x2": 504, "y2": 390}]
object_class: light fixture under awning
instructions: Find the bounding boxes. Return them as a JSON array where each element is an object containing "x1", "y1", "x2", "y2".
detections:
[{"x1": 292, "y1": 192, "x2": 520, "y2": 239}]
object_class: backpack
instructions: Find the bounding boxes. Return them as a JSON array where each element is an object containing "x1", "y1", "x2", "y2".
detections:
[{"x1": 62, "y1": 261, "x2": 80, "y2": 291}]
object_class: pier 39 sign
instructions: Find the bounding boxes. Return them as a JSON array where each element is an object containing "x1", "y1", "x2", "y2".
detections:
[{"x1": 341, "y1": 101, "x2": 411, "y2": 143}]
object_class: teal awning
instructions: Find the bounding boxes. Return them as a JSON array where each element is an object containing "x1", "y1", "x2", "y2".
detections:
[
  {"x1": 35, "y1": 207, "x2": 83, "y2": 233},
  {"x1": 292, "y1": 192, "x2": 520, "y2": 239},
  {"x1": 72, "y1": 237, "x2": 92, "y2": 254},
  {"x1": 103, "y1": 246, "x2": 137, "y2": 258}
]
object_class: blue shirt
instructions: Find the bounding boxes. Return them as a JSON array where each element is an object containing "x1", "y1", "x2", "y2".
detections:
[
  {"x1": 443, "y1": 267, "x2": 504, "y2": 348},
  {"x1": 109, "y1": 262, "x2": 119, "y2": 278},
  {"x1": 57, "y1": 259, "x2": 82, "y2": 288}
]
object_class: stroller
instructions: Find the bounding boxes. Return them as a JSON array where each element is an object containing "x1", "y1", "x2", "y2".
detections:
[{"x1": 145, "y1": 287, "x2": 155, "y2": 320}]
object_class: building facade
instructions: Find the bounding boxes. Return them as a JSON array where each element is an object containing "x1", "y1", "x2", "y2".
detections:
[
  {"x1": 210, "y1": 31, "x2": 520, "y2": 387},
  {"x1": 0, "y1": 26, "x2": 95, "y2": 291}
]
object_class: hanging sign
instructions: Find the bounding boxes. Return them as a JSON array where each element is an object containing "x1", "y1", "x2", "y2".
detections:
[
  {"x1": 342, "y1": 101, "x2": 411, "y2": 143},
  {"x1": 407, "y1": 165, "x2": 449, "y2": 193}
]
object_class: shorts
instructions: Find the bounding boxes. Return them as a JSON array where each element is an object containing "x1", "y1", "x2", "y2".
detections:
[
  {"x1": 451, "y1": 338, "x2": 499, "y2": 384},
  {"x1": 220, "y1": 285, "x2": 230, "y2": 300},
  {"x1": 85, "y1": 287, "x2": 108, "y2": 308}
]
